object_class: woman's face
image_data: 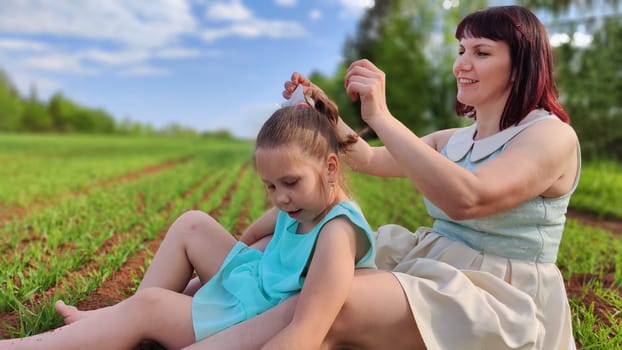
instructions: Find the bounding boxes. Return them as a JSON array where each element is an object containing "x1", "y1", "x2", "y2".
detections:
[{"x1": 453, "y1": 36, "x2": 513, "y2": 112}]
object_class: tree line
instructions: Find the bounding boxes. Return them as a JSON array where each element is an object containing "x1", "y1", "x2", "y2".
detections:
[
  {"x1": 309, "y1": 0, "x2": 621, "y2": 160},
  {"x1": 0, "y1": 70, "x2": 218, "y2": 137}
]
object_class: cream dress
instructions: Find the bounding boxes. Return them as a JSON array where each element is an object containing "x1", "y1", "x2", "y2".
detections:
[{"x1": 375, "y1": 110, "x2": 578, "y2": 350}]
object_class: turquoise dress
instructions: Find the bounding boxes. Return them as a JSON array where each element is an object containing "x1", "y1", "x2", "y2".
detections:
[{"x1": 191, "y1": 200, "x2": 376, "y2": 341}]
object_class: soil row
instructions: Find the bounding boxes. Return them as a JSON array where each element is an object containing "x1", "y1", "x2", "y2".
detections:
[
  {"x1": 0, "y1": 156, "x2": 192, "y2": 229},
  {"x1": 1, "y1": 161, "x2": 620, "y2": 342}
]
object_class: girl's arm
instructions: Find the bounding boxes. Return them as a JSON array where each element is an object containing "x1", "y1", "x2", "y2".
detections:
[
  {"x1": 239, "y1": 207, "x2": 278, "y2": 247},
  {"x1": 261, "y1": 217, "x2": 361, "y2": 350}
]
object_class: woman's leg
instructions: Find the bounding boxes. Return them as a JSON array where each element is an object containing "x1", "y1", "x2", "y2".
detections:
[
  {"x1": 324, "y1": 269, "x2": 425, "y2": 349},
  {"x1": 1, "y1": 288, "x2": 194, "y2": 350},
  {"x1": 186, "y1": 269, "x2": 424, "y2": 350}
]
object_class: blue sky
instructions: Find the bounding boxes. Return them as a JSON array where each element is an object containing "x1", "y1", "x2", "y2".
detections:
[{"x1": 0, "y1": 0, "x2": 373, "y2": 138}]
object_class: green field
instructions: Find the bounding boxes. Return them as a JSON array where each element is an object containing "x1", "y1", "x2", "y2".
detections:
[{"x1": 0, "y1": 134, "x2": 620, "y2": 349}]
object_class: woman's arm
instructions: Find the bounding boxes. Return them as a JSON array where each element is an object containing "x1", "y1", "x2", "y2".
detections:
[
  {"x1": 261, "y1": 217, "x2": 360, "y2": 350},
  {"x1": 239, "y1": 207, "x2": 278, "y2": 246},
  {"x1": 284, "y1": 72, "x2": 411, "y2": 178},
  {"x1": 344, "y1": 59, "x2": 579, "y2": 220}
]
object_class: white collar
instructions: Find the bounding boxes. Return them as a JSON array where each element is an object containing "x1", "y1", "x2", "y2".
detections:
[{"x1": 446, "y1": 109, "x2": 557, "y2": 162}]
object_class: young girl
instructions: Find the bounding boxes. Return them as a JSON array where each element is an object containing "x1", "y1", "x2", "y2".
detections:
[{"x1": 0, "y1": 89, "x2": 376, "y2": 349}]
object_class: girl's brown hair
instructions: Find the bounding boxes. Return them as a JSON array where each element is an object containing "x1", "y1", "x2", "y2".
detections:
[{"x1": 254, "y1": 89, "x2": 358, "y2": 193}]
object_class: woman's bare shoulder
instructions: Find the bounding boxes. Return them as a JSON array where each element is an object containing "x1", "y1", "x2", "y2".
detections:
[{"x1": 423, "y1": 128, "x2": 460, "y2": 152}]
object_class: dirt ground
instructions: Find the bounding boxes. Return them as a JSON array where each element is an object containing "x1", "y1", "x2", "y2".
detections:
[{"x1": 1, "y1": 161, "x2": 620, "y2": 345}]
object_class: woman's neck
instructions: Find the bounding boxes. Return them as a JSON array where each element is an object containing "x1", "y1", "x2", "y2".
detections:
[{"x1": 473, "y1": 103, "x2": 506, "y2": 140}]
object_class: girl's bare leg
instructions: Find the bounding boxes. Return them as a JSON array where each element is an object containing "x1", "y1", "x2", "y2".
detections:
[
  {"x1": 180, "y1": 235, "x2": 273, "y2": 297},
  {"x1": 57, "y1": 210, "x2": 237, "y2": 324},
  {"x1": 183, "y1": 295, "x2": 298, "y2": 350},
  {"x1": 1, "y1": 288, "x2": 194, "y2": 350},
  {"x1": 186, "y1": 269, "x2": 425, "y2": 350},
  {"x1": 138, "y1": 210, "x2": 237, "y2": 291}
]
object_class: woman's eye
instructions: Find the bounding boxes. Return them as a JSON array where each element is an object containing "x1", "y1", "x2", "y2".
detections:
[{"x1": 476, "y1": 51, "x2": 490, "y2": 56}]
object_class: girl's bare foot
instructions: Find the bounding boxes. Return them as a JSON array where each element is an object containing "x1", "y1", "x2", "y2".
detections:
[{"x1": 55, "y1": 300, "x2": 104, "y2": 324}]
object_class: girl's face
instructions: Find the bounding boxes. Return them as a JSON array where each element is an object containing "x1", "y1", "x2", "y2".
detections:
[
  {"x1": 453, "y1": 36, "x2": 513, "y2": 112},
  {"x1": 254, "y1": 146, "x2": 338, "y2": 232}
]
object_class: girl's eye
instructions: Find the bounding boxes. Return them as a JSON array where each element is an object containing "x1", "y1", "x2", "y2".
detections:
[
  {"x1": 476, "y1": 51, "x2": 490, "y2": 56},
  {"x1": 284, "y1": 180, "x2": 298, "y2": 187},
  {"x1": 265, "y1": 184, "x2": 276, "y2": 191},
  {"x1": 458, "y1": 49, "x2": 464, "y2": 55}
]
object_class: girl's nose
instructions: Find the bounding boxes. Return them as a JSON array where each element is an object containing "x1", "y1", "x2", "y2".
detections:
[{"x1": 276, "y1": 191, "x2": 291, "y2": 205}]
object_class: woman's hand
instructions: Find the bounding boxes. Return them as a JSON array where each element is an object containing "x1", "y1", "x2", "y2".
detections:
[
  {"x1": 282, "y1": 72, "x2": 310, "y2": 99},
  {"x1": 344, "y1": 59, "x2": 391, "y2": 126},
  {"x1": 282, "y1": 72, "x2": 330, "y2": 103}
]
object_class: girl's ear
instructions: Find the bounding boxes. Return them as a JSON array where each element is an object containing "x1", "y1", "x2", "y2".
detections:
[{"x1": 326, "y1": 153, "x2": 340, "y2": 183}]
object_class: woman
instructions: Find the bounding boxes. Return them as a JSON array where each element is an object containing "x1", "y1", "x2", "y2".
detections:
[{"x1": 196, "y1": 5, "x2": 577, "y2": 349}]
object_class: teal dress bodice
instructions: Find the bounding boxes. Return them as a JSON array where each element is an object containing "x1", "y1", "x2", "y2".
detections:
[{"x1": 423, "y1": 109, "x2": 580, "y2": 263}]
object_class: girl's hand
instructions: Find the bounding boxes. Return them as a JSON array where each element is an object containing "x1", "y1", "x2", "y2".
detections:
[{"x1": 344, "y1": 59, "x2": 390, "y2": 126}]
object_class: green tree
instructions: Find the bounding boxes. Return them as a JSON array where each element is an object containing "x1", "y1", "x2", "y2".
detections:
[
  {"x1": 48, "y1": 92, "x2": 78, "y2": 132},
  {"x1": 554, "y1": 17, "x2": 622, "y2": 158},
  {"x1": 21, "y1": 100, "x2": 53, "y2": 132},
  {"x1": 0, "y1": 70, "x2": 23, "y2": 131},
  {"x1": 21, "y1": 86, "x2": 53, "y2": 132},
  {"x1": 313, "y1": 0, "x2": 488, "y2": 137},
  {"x1": 340, "y1": 0, "x2": 436, "y2": 135}
]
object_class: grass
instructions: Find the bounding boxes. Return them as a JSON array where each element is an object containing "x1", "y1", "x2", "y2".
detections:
[{"x1": 0, "y1": 134, "x2": 620, "y2": 349}]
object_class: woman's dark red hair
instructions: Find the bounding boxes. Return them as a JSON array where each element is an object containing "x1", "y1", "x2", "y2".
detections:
[{"x1": 455, "y1": 6, "x2": 570, "y2": 128}]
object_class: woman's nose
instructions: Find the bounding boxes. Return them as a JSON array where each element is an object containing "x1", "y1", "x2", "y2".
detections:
[{"x1": 454, "y1": 55, "x2": 471, "y2": 72}]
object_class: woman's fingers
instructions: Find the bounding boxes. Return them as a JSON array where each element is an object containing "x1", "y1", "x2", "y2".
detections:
[
  {"x1": 345, "y1": 61, "x2": 384, "y2": 102},
  {"x1": 282, "y1": 72, "x2": 311, "y2": 99}
]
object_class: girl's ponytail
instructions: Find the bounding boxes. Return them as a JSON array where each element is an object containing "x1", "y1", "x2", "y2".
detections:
[{"x1": 308, "y1": 88, "x2": 359, "y2": 152}]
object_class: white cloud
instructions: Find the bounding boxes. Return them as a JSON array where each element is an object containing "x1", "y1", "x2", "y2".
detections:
[
  {"x1": 23, "y1": 53, "x2": 97, "y2": 74},
  {"x1": 206, "y1": 1, "x2": 253, "y2": 21},
  {"x1": 309, "y1": 9, "x2": 322, "y2": 21},
  {"x1": 202, "y1": 19, "x2": 306, "y2": 42},
  {"x1": 120, "y1": 65, "x2": 168, "y2": 76},
  {"x1": 202, "y1": 0, "x2": 307, "y2": 42},
  {"x1": 0, "y1": 38, "x2": 48, "y2": 51},
  {"x1": 338, "y1": 0, "x2": 374, "y2": 18},
  {"x1": 0, "y1": 0, "x2": 197, "y2": 48},
  {"x1": 82, "y1": 49, "x2": 150, "y2": 66}
]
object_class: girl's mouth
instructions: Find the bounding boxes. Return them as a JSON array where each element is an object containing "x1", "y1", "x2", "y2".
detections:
[{"x1": 288, "y1": 209, "x2": 302, "y2": 218}]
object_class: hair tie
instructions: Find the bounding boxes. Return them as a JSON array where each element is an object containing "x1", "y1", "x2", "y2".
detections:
[
  {"x1": 282, "y1": 85, "x2": 315, "y2": 108},
  {"x1": 296, "y1": 102, "x2": 311, "y2": 108}
]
